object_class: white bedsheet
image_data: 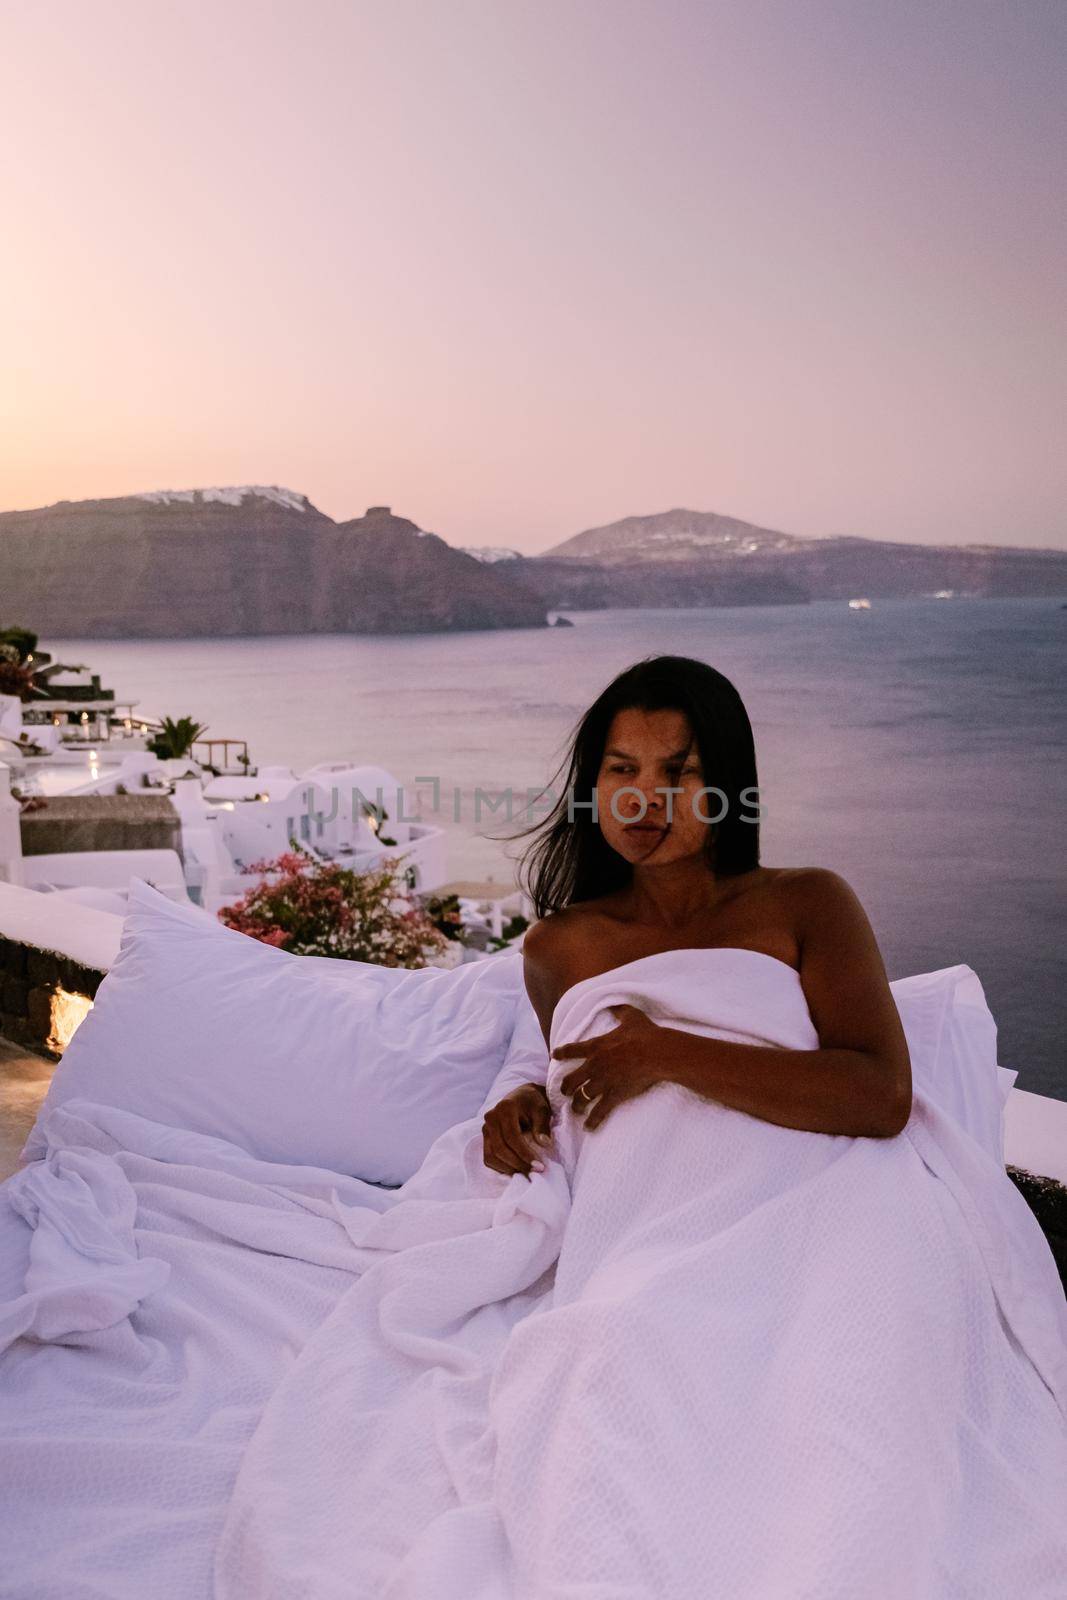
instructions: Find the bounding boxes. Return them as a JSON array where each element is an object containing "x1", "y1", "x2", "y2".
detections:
[
  {"x1": 2, "y1": 948, "x2": 1066, "y2": 1598},
  {"x1": 0, "y1": 1102, "x2": 467, "y2": 1599}
]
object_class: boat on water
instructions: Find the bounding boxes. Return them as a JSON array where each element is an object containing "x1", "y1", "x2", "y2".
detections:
[{"x1": 847, "y1": 597, "x2": 872, "y2": 611}]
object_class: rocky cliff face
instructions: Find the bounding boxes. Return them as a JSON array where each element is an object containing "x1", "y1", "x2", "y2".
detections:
[
  {"x1": 512, "y1": 555, "x2": 809, "y2": 609},
  {"x1": 311, "y1": 508, "x2": 550, "y2": 633},
  {"x1": 6, "y1": 491, "x2": 1064, "y2": 638},
  {"x1": 532, "y1": 508, "x2": 1067, "y2": 603},
  {"x1": 0, "y1": 490, "x2": 549, "y2": 637}
]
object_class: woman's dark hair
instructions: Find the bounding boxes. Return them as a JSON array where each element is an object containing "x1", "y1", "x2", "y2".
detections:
[{"x1": 503, "y1": 654, "x2": 760, "y2": 918}]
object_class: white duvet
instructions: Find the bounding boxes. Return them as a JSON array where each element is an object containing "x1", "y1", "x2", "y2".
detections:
[{"x1": 2, "y1": 947, "x2": 1066, "y2": 1598}]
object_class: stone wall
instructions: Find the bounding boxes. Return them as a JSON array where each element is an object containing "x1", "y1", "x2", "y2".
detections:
[
  {"x1": 0, "y1": 935, "x2": 104, "y2": 1058},
  {"x1": 20, "y1": 794, "x2": 182, "y2": 857},
  {"x1": 1007, "y1": 1167, "x2": 1067, "y2": 1296}
]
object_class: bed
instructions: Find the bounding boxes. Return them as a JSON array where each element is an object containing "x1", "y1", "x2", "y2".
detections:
[{"x1": 1, "y1": 881, "x2": 1064, "y2": 1599}]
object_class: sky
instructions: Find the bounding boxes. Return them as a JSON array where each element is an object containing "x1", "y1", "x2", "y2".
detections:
[{"x1": 1, "y1": 0, "x2": 1064, "y2": 553}]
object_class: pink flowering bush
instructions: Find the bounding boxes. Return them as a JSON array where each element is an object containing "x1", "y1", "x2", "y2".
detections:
[{"x1": 217, "y1": 845, "x2": 450, "y2": 966}]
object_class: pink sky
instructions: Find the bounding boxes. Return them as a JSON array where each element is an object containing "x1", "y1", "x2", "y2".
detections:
[{"x1": 1, "y1": 0, "x2": 1064, "y2": 552}]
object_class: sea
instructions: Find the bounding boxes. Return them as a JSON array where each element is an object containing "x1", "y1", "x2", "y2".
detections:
[{"x1": 52, "y1": 598, "x2": 1066, "y2": 1101}]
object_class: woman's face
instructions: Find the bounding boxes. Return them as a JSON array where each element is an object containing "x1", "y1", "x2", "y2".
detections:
[{"x1": 595, "y1": 706, "x2": 712, "y2": 865}]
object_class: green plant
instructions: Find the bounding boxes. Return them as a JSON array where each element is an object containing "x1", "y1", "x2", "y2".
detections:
[
  {"x1": 217, "y1": 844, "x2": 449, "y2": 966},
  {"x1": 487, "y1": 912, "x2": 530, "y2": 952},
  {"x1": 0, "y1": 627, "x2": 38, "y2": 663},
  {"x1": 0, "y1": 648, "x2": 36, "y2": 699},
  {"x1": 420, "y1": 891, "x2": 466, "y2": 943},
  {"x1": 146, "y1": 715, "x2": 208, "y2": 761},
  {"x1": 0, "y1": 633, "x2": 96, "y2": 701}
]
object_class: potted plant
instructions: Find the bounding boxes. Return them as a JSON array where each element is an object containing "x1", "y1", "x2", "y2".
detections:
[
  {"x1": 0, "y1": 646, "x2": 36, "y2": 699},
  {"x1": 146, "y1": 715, "x2": 208, "y2": 761},
  {"x1": 487, "y1": 912, "x2": 530, "y2": 953}
]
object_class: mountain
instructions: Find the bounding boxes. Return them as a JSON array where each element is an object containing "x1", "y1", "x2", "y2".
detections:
[
  {"x1": 528, "y1": 508, "x2": 1067, "y2": 605},
  {"x1": 8, "y1": 490, "x2": 1063, "y2": 639},
  {"x1": 0, "y1": 490, "x2": 548, "y2": 637},
  {"x1": 543, "y1": 508, "x2": 803, "y2": 564},
  {"x1": 310, "y1": 509, "x2": 545, "y2": 633}
]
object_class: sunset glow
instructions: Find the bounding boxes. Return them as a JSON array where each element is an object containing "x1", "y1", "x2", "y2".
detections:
[{"x1": 1, "y1": 0, "x2": 1064, "y2": 550}]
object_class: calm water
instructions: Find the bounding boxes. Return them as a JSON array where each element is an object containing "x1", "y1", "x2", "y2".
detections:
[{"x1": 54, "y1": 600, "x2": 1066, "y2": 1099}]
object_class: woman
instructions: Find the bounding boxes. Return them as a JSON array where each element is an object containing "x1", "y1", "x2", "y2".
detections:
[
  {"x1": 218, "y1": 656, "x2": 1066, "y2": 1600},
  {"x1": 483, "y1": 652, "x2": 913, "y2": 1178}
]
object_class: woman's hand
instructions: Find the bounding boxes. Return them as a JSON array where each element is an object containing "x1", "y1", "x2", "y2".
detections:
[
  {"x1": 481, "y1": 1082, "x2": 554, "y2": 1180},
  {"x1": 553, "y1": 1003, "x2": 669, "y2": 1132}
]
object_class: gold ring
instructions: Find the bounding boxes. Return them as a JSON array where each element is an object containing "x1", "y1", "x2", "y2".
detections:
[{"x1": 577, "y1": 1081, "x2": 593, "y2": 1102}]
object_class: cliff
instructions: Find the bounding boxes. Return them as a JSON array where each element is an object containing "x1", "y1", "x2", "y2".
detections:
[
  {"x1": 0, "y1": 489, "x2": 548, "y2": 638},
  {"x1": 311, "y1": 508, "x2": 548, "y2": 633},
  {"x1": 528, "y1": 508, "x2": 1067, "y2": 605},
  {"x1": 511, "y1": 555, "x2": 810, "y2": 610},
  {"x1": 6, "y1": 491, "x2": 1065, "y2": 636}
]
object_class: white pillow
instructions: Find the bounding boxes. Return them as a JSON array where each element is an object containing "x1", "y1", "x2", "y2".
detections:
[
  {"x1": 889, "y1": 965, "x2": 1007, "y2": 1164},
  {"x1": 997, "y1": 1066, "x2": 1019, "y2": 1108},
  {"x1": 25, "y1": 879, "x2": 524, "y2": 1187}
]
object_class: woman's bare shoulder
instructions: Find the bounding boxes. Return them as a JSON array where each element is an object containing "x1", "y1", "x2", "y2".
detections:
[
  {"x1": 522, "y1": 902, "x2": 607, "y2": 972},
  {"x1": 743, "y1": 867, "x2": 869, "y2": 959},
  {"x1": 521, "y1": 905, "x2": 612, "y2": 1043},
  {"x1": 770, "y1": 867, "x2": 883, "y2": 968},
  {"x1": 760, "y1": 865, "x2": 857, "y2": 900},
  {"x1": 773, "y1": 866, "x2": 865, "y2": 912}
]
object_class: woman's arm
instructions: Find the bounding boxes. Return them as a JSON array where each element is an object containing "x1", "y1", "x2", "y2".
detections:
[
  {"x1": 480, "y1": 921, "x2": 561, "y2": 1179},
  {"x1": 559, "y1": 871, "x2": 912, "y2": 1140}
]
